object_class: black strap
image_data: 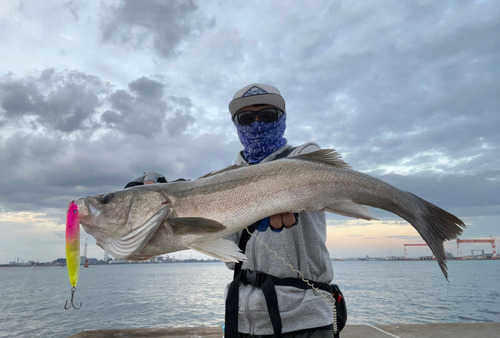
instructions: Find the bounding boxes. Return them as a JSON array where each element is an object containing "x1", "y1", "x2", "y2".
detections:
[
  {"x1": 272, "y1": 146, "x2": 296, "y2": 161},
  {"x1": 233, "y1": 221, "x2": 259, "y2": 278},
  {"x1": 238, "y1": 270, "x2": 332, "y2": 294},
  {"x1": 261, "y1": 275, "x2": 282, "y2": 338},
  {"x1": 225, "y1": 272, "x2": 242, "y2": 338}
]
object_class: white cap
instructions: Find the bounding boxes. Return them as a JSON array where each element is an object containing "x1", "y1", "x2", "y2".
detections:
[{"x1": 228, "y1": 83, "x2": 286, "y2": 118}]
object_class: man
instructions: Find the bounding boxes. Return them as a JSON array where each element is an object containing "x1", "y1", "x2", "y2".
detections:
[{"x1": 224, "y1": 83, "x2": 336, "y2": 338}]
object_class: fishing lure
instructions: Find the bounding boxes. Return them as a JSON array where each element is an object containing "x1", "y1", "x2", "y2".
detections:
[{"x1": 64, "y1": 200, "x2": 82, "y2": 310}]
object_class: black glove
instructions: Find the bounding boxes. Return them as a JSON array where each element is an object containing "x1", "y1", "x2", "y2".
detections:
[{"x1": 124, "y1": 171, "x2": 167, "y2": 188}]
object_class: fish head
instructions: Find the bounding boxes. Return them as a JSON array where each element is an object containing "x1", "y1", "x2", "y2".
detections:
[{"x1": 76, "y1": 185, "x2": 171, "y2": 259}]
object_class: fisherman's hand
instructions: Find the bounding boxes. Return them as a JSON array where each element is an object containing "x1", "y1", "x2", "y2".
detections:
[
  {"x1": 124, "y1": 171, "x2": 167, "y2": 188},
  {"x1": 270, "y1": 213, "x2": 297, "y2": 230},
  {"x1": 143, "y1": 171, "x2": 167, "y2": 184}
]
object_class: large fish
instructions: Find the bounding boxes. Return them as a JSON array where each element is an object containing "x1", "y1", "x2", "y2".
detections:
[{"x1": 76, "y1": 150, "x2": 465, "y2": 279}]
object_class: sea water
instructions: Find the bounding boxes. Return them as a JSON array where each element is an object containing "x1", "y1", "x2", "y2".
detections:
[{"x1": 0, "y1": 260, "x2": 499, "y2": 337}]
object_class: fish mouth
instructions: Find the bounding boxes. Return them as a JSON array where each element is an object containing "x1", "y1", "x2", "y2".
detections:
[
  {"x1": 78, "y1": 197, "x2": 170, "y2": 260},
  {"x1": 76, "y1": 198, "x2": 95, "y2": 229}
]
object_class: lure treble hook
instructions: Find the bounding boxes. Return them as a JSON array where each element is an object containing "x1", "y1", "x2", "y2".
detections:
[{"x1": 64, "y1": 287, "x2": 82, "y2": 310}]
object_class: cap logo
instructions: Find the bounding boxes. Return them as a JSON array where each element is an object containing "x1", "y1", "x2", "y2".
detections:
[{"x1": 242, "y1": 86, "x2": 268, "y2": 97}]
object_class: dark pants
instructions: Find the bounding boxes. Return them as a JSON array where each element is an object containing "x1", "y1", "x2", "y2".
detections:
[{"x1": 238, "y1": 327, "x2": 334, "y2": 338}]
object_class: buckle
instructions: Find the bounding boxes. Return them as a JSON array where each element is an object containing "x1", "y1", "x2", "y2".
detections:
[{"x1": 242, "y1": 270, "x2": 265, "y2": 287}]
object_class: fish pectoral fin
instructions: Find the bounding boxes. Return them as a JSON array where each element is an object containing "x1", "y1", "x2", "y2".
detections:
[
  {"x1": 189, "y1": 239, "x2": 247, "y2": 263},
  {"x1": 324, "y1": 200, "x2": 379, "y2": 221},
  {"x1": 169, "y1": 217, "x2": 227, "y2": 235}
]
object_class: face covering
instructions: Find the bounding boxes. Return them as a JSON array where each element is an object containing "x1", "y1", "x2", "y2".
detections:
[{"x1": 234, "y1": 113, "x2": 287, "y2": 164}]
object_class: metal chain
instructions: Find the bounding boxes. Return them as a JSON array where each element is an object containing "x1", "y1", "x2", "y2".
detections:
[{"x1": 245, "y1": 228, "x2": 338, "y2": 334}]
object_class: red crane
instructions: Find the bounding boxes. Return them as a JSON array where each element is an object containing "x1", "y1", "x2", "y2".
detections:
[
  {"x1": 457, "y1": 237, "x2": 497, "y2": 256},
  {"x1": 403, "y1": 243, "x2": 430, "y2": 260}
]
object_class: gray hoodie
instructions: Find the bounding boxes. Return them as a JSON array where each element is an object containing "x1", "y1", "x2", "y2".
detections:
[{"x1": 225, "y1": 142, "x2": 335, "y2": 335}]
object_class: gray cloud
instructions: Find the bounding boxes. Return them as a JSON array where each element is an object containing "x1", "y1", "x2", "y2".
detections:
[
  {"x1": 101, "y1": 77, "x2": 195, "y2": 137},
  {"x1": 0, "y1": 72, "x2": 234, "y2": 213},
  {"x1": 0, "y1": 69, "x2": 106, "y2": 132},
  {"x1": 129, "y1": 76, "x2": 164, "y2": 99},
  {"x1": 0, "y1": 129, "x2": 234, "y2": 212},
  {"x1": 101, "y1": 0, "x2": 215, "y2": 58},
  {"x1": 275, "y1": 1, "x2": 500, "y2": 180},
  {"x1": 0, "y1": 70, "x2": 197, "y2": 139},
  {"x1": 166, "y1": 96, "x2": 195, "y2": 137},
  {"x1": 63, "y1": 1, "x2": 81, "y2": 21}
]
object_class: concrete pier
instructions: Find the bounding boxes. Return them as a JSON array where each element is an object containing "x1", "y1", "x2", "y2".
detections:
[{"x1": 69, "y1": 322, "x2": 499, "y2": 338}]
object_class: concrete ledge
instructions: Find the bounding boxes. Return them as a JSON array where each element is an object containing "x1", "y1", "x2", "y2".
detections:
[
  {"x1": 68, "y1": 322, "x2": 500, "y2": 338},
  {"x1": 68, "y1": 327, "x2": 223, "y2": 338}
]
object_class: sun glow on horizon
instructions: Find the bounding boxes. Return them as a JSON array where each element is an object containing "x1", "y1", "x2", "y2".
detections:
[{"x1": 326, "y1": 219, "x2": 430, "y2": 258}]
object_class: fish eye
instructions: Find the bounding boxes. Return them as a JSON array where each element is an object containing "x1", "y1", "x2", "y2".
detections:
[
  {"x1": 101, "y1": 193, "x2": 115, "y2": 204},
  {"x1": 73, "y1": 209, "x2": 77, "y2": 214}
]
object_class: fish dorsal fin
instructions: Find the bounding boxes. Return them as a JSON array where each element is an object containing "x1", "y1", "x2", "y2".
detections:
[
  {"x1": 288, "y1": 149, "x2": 352, "y2": 169},
  {"x1": 169, "y1": 217, "x2": 226, "y2": 235},
  {"x1": 198, "y1": 164, "x2": 249, "y2": 179}
]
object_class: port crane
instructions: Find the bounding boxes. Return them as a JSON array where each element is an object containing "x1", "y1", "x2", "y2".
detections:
[
  {"x1": 403, "y1": 237, "x2": 498, "y2": 259},
  {"x1": 457, "y1": 237, "x2": 497, "y2": 256},
  {"x1": 403, "y1": 243, "x2": 429, "y2": 260}
]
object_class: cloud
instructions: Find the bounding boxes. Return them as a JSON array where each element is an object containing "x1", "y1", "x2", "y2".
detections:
[
  {"x1": 0, "y1": 69, "x2": 218, "y2": 212},
  {"x1": 101, "y1": 88, "x2": 167, "y2": 137},
  {"x1": 101, "y1": 0, "x2": 215, "y2": 58},
  {"x1": 129, "y1": 76, "x2": 164, "y2": 99},
  {"x1": 0, "y1": 69, "x2": 106, "y2": 132},
  {"x1": 378, "y1": 171, "x2": 500, "y2": 216},
  {"x1": 101, "y1": 77, "x2": 196, "y2": 137},
  {"x1": 63, "y1": 1, "x2": 82, "y2": 21},
  {"x1": 0, "y1": 69, "x2": 198, "y2": 138},
  {"x1": 222, "y1": 1, "x2": 500, "y2": 181},
  {"x1": 165, "y1": 96, "x2": 196, "y2": 137}
]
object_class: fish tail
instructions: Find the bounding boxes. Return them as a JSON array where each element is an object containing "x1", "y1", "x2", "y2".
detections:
[{"x1": 409, "y1": 193, "x2": 466, "y2": 280}]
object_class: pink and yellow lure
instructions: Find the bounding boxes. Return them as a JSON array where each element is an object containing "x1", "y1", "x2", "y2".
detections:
[{"x1": 64, "y1": 201, "x2": 82, "y2": 310}]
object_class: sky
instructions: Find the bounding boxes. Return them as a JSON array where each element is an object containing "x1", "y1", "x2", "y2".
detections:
[{"x1": 0, "y1": 0, "x2": 499, "y2": 264}]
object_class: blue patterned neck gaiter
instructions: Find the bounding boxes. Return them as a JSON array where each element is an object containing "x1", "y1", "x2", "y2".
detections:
[{"x1": 234, "y1": 113, "x2": 287, "y2": 164}]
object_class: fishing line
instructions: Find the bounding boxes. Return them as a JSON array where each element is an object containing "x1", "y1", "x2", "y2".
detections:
[
  {"x1": 2, "y1": 262, "x2": 36, "y2": 325},
  {"x1": 245, "y1": 228, "x2": 338, "y2": 333}
]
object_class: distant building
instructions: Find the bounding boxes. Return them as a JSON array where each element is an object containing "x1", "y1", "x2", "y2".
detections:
[{"x1": 53, "y1": 258, "x2": 66, "y2": 265}]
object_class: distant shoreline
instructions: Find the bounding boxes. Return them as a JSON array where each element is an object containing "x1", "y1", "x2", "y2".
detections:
[{"x1": 2, "y1": 257, "x2": 498, "y2": 267}]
